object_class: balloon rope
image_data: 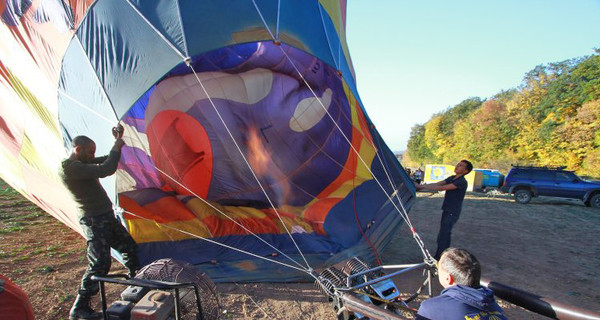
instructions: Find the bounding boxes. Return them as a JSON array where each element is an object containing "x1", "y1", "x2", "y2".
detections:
[
  {"x1": 337, "y1": 35, "x2": 342, "y2": 74},
  {"x1": 275, "y1": 0, "x2": 281, "y2": 39},
  {"x1": 123, "y1": 0, "x2": 187, "y2": 59},
  {"x1": 151, "y1": 165, "x2": 309, "y2": 271},
  {"x1": 216, "y1": 264, "x2": 274, "y2": 319},
  {"x1": 352, "y1": 156, "x2": 383, "y2": 266},
  {"x1": 277, "y1": 47, "x2": 434, "y2": 263},
  {"x1": 249, "y1": 3, "x2": 433, "y2": 262},
  {"x1": 158, "y1": 67, "x2": 327, "y2": 202},
  {"x1": 71, "y1": 37, "x2": 120, "y2": 122},
  {"x1": 252, "y1": 1, "x2": 399, "y2": 199},
  {"x1": 185, "y1": 63, "x2": 313, "y2": 271},
  {"x1": 58, "y1": 90, "x2": 116, "y2": 125},
  {"x1": 280, "y1": 46, "x2": 414, "y2": 228},
  {"x1": 173, "y1": 0, "x2": 189, "y2": 56},
  {"x1": 118, "y1": 122, "x2": 310, "y2": 271},
  {"x1": 248, "y1": 3, "x2": 414, "y2": 226},
  {"x1": 121, "y1": 209, "x2": 310, "y2": 273},
  {"x1": 251, "y1": 0, "x2": 277, "y2": 40},
  {"x1": 317, "y1": 4, "x2": 340, "y2": 70},
  {"x1": 371, "y1": 130, "x2": 413, "y2": 226}
]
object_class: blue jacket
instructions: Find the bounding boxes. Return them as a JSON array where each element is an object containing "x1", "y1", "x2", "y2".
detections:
[{"x1": 416, "y1": 285, "x2": 507, "y2": 320}]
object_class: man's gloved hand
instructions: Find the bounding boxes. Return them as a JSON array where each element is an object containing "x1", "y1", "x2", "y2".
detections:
[{"x1": 112, "y1": 124, "x2": 124, "y2": 139}]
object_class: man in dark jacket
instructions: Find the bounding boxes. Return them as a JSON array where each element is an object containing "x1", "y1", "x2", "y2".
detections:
[
  {"x1": 416, "y1": 160, "x2": 472, "y2": 259},
  {"x1": 60, "y1": 125, "x2": 139, "y2": 320},
  {"x1": 416, "y1": 248, "x2": 506, "y2": 320}
]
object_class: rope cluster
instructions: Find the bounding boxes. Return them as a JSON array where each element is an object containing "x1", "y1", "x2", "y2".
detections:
[{"x1": 66, "y1": 0, "x2": 434, "y2": 285}]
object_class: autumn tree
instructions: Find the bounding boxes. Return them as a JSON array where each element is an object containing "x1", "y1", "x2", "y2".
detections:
[{"x1": 404, "y1": 48, "x2": 600, "y2": 177}]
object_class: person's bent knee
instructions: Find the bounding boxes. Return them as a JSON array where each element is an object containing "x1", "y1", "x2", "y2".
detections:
[{"x1": 87, "y1": 258, "x2": 111, "y2": 275}]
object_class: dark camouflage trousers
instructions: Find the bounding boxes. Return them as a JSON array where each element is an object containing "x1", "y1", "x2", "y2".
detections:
[{"x1": 78, "y1": 212, "x2": 139, "y2": 297}]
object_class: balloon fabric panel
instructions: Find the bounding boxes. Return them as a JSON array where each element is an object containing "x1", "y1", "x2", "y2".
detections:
[{"x1": 0, "y1": 0, "x2": 415, "y2": 282}]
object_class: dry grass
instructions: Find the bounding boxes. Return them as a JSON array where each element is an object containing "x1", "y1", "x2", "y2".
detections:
[{"x1": 1, "y1": 179, "x2": 598, "y2": 319}]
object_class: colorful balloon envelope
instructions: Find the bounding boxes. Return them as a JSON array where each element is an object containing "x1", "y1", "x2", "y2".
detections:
[{"x1": 0, "y1": 0, "x2": 415, "y2": 281}]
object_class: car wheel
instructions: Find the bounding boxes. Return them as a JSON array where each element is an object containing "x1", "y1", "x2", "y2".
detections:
[
  {"x1": 590, "y1": 194, "x2": 600, "y2": 209},
  {"x1": 514, "y1": 189, "x2": 532, "y2": 204}
]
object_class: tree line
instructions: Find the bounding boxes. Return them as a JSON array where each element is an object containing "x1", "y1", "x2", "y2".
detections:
[{"x1": 403, "y1": 48, "x2": 600, "y2": 178}]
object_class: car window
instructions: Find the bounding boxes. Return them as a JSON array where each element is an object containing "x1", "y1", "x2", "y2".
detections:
[
  {"x1": 555, "y1": 172, "x2": 574, "y2": 182},
  {"x1": 510, "y1": 170, "x2": 528, "y2": 179},
  {"x1": 530, "y1": 171, "x2": 553, "y2": 181}
]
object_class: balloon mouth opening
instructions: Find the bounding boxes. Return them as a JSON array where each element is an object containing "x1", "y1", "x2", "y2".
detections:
[
  {"x1": 114, "y1": 41, "x2": 357, "y2": 242},
  {"x1": 118, "y1": 187, "x2": 326, "y2": 246}
]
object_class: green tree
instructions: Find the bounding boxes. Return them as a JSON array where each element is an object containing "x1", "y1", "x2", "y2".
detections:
[
  {"x1": 406, "y1": 124, "x2": 435, "y2": 164},
  {"x1": 404, "y1": 48, "x2": 600, "y2": 177}
]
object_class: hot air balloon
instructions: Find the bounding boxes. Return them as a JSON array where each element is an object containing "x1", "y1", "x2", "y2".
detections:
[{"x1": 0, "y1": 0, "x2": 415, "y2": 282}]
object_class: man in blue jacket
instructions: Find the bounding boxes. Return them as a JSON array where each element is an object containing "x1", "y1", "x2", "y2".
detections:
[{"x1": 416, "y1": 248, "x2": 507, "y2": 320}]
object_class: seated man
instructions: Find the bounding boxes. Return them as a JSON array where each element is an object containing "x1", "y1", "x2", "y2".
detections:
[{"x1": 416, "y1": 248, "x2": 507, "y2": 320}]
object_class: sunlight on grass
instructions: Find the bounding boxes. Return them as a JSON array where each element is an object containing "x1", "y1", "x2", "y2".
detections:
[
  {"x1": 0, "y1": 250, "x2": 14, "y2": 258},
  {"x1": 60, "y1": 294, "x2": 74, "y2": 303},
  {"x1": 37, "y1": 266, "x2": 55, "y2": 273},
  {"x1": 46, "y1": 245, "x2": 60, "y2": 252},
  {"x1": 0, "y1": 187, "x2": 19, "y2": 197},
  {"x1": 0, "y1": 225, "x2": 25, "y2": 233},
  {"x1": 13, "y1": 255, "x2": 30, "y2": 262}
]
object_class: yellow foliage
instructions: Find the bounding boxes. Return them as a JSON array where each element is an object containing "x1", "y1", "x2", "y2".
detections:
[{"x1": 406, "y1": 64, "x2": 600, "y2": 178}]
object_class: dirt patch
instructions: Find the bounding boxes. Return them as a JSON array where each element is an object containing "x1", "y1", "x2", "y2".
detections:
[
  {"x1": 1, "y1": 178, "x2": 599, "y2": 319},
  {"x1": 382, "y1": 191, "x2": 600, "y2": 319}
]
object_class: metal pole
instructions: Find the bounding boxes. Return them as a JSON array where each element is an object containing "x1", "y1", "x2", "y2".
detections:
[
  {"x1": 481, "y1": 277, "x2": 600, "y2": 320},
  {"x1": 347, "y1": 263, "x2": 425, "y2": 291},
  {"x1": 174, "y1": 288, "x2": 181, "y2": 320},
  {"x1": 194, "y1": 285, "x2": 204, "y2": 320},
  {"x1": 341, "y1": 293, "x2": 409, "y2": 320},
  {"x1": 427, "y1": 269, "x2": 432, "y2": 296},
  {"x1": 99, "y1": 281, "x2": 108, "y2": 320}
]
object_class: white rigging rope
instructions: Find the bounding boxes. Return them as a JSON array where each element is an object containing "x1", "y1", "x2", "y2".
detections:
[
  {"x1": 275, "y1": 0, "x2": 281, "y2": 40},
  {"x1": 61, "y1": 0, "x2": 434, "y2": 287},
  {"x1": 371, "y1": 133, "x2": 415, "y2": 225},
  {"x1": 279, "y1": 46, "x2": 433, "y2": 262},
  {"x1": 58, "y1": 90, "x2": 117, "y2": 125},
  {"x1": 217, "y1": 264, "x2": 275, "y2": 319},
  {"x1": 185, "y1": 62, "x2": 314, "y2": 272},
  {"x1": 122, "y1": 208, "x2": 311, "y2": 274},
  {"x1": 250, "y1": 2, "x2": 434, "y2": 262},
  {"x1": 251, "y1": 0, "x2": 277, "y2": 41},
  {"x1": 60, "y1": 4, "x2": 323, "y2": 276},
  {"x1": 104, "y1": 3, "x2": 313, "y2": 271},
  {"x1": 73, "y1": 36, "x2": 120, "y2": 121},
  {"x1": 123, "y1": 0, "x2": 187, "y2": 60},
  {"x1": 151, "y1": 165, "x2": 310, "y2": 271},
  {"x1": 61, "y1": 88, "x2": 313, "y2": 272},
  {"x1": 317, "y1": 4, "x2": 340, "y2": 70}
]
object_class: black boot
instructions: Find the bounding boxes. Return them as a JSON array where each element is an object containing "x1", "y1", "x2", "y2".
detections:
[{"x1": 69, "y1": 294, "x2": 102, "y2": 320}]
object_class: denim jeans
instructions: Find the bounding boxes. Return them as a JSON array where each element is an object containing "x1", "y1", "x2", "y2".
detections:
[{"x1": 434, "y1": 210, "x2": 461, "y2": 260}]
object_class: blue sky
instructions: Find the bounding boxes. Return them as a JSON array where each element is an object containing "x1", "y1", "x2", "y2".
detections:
[{"x1": 346, "y1": 0, "x2": 600, "y2": 152}]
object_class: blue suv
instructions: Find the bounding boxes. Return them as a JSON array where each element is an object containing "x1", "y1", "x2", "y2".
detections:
[{"x1": 501, "y1": 165, "x2": 600, "y2": 208}]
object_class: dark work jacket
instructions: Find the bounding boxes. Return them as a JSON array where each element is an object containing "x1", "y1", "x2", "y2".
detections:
[
  {"x1": 416, "y1": 285, "x2": 507, "y2": 320},
  {"x1": 60, "y1": 150, "x2": 121, "y2": 217},
  {"x1": 441, "y1": 175, "x2": 468, "y2": 214}
]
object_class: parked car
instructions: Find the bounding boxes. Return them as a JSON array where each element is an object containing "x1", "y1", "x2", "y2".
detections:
[{"x1": 501, "y1": 165, "x2": 600, "y2": 208}]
